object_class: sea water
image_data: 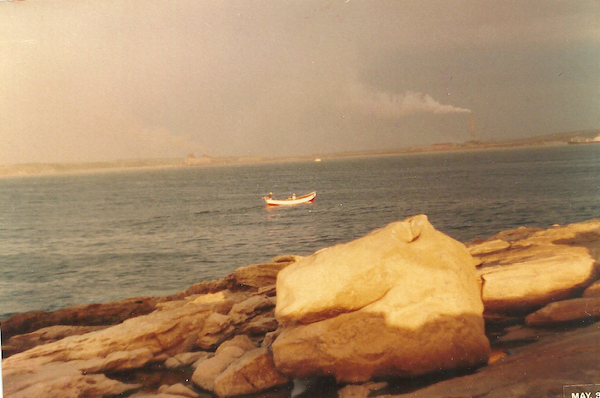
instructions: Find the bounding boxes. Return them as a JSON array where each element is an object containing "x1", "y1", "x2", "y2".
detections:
[{"x1": 1, "y1": 145, "x2": 599, "y2": 319}]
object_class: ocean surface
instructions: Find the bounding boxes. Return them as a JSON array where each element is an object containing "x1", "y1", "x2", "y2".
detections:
[{"x1": 1, "y1": 145, "x2": 599, "y2": 320}]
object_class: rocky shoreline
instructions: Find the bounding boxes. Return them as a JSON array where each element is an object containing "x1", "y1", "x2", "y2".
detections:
[{"x1": 2, "y1": 215, "x2": 600, "y2": 398}]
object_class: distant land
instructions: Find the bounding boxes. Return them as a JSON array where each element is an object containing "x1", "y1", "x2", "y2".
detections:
[{"x1": 2, "y1": 129, "x2": 599, "y2": 178}]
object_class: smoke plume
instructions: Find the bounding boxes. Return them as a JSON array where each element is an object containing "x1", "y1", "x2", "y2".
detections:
[{"x1": 343, "y1": 83, "x2": 471, "y2": 118}]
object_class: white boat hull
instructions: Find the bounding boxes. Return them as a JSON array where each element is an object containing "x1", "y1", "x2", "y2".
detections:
[{"x1": 263, "y1": 191, "x2": 316, "y2": 206}]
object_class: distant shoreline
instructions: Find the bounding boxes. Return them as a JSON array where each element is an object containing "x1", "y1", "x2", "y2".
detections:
[{"x1": 1, "y1": 130, "x2": 598, "y2": 179}]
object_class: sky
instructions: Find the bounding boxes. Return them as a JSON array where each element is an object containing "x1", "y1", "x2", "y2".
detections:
[{"x1": 1, "y1": 0, "x2": 599, "y2": 164}]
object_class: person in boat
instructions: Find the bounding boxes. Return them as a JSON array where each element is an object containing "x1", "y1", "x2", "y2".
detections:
[
  {"x1": 268, "y1": 192, "x2": 273, "y2": 199},
  {"x1": 292, "y1": 193, "x2": 296, "y2": 200}
]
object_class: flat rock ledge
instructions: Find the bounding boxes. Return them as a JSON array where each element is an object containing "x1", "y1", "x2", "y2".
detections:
[
  {"x1": 2, "y1": 217, "x2": 600, "y2": 398},
  {"x1": 471, "y1": 219, "x2": 600, "y2": 314}
]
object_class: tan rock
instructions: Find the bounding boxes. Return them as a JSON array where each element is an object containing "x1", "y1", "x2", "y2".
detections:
[
  {"x1": 521, "y1": 218, "x2": 600, "y2": 250},
  {"x1": 583, "y1": 279, "x2": 600, "y2": 297},
  {"x1": 2, "y1": 325, "x2": 108, "y2": 357},
  {"x1": 228, "y1": 295, "x2": 277, "y2": 324},
  {"x1": 492, "y1": 226, "x2": 544, "y2": 242},
  {"x1": 477, "y1": 219, "x2": 600, "y2": 313},
  {"x1": 383, "y1": 322, "x2": 600, "y2": 397},
  {"x1": 191, "y1": 335, "x2": 256, "y2": 391},
  {"x1": 2, "y1": 360, "x2": 139, "y2": 398},
  {"x1": 0, "y1": 255, "x2": 294, "y2": 341},
  {"x1": 216, "y1": 334, "x2": 256, "y2": 353},
  {"x1": 486, "y1": 350, "x2": 508, "y2": 365},
  {"x1": 200, "y1": 312, "x2": 231, "y2": 334},
  {"x1": 273, "y1": 215, "x2": 489, "y2": 382},
  {"x1": 525, "y1": 297, "x2": 600, "y2": 326},
  {"x1": 270, "y1": 254, "x2": 304, "y2": 263},
  {"x1": 468, "y1": 239, "x2": 510, "y2": 256},
  {"x1": 78, "y1": 347, "x2": 154, "y2": 373},
  {"x1": 2, "y1": 292, "x2": 231, "y2": 398},
  {"x1": 236, "y1": 314, "x2": 278, "y2": 336},
  {"x1": 497, "y1": 325, "x2": 551, "y2": 343},
  {"x1": 130, "y1": 393, "x2": 201, "y2": 398},
  {"x1": 260, "y1": 329, "x2": 281, "y2": 349},
  {"x1": 224, "y1": 256, "x2": 301, "y2": 289},
  {"x1": 165, "y1": 351, "x2": 212, "y2": 369},
  {"x1": 196, "y1": 312, "x2": 234, "y2": 349},
  {"x1": 158, "y1": 383, "x2": 199, "y2": 397},
  {"x1": 275, "y1": 215, "x2": 473, "y2": 324},
  {"x1": 478, "y1": 245, "x2": 597, "y2": 312},
  {"x1": 213, "y1": 347, "x2": 290, "y2": 397},
  {"x1": 3, "y1": 292, "x2": 233, "y2": 374},
  {"x1": 192, "y1": 346, "x2": 247, "y2": 391},
  {"x1": 257, "y1": 284, "x2": 277, "y2": 296},
  {"x1": 197, "y1": 330, "x2": 235, "y2": 350},
  {"x1": 187, "y1": 292, "x2": 238, "y2": 311},
  {"x1": 163, "y1": 278, "x2": 229, "y2": 302},
  {"x1": 0, "y1": 297, "x2": 159, "y2": 341},
  {"x1": 337, "y1": 382, "x2": 388, "y2": 398}
]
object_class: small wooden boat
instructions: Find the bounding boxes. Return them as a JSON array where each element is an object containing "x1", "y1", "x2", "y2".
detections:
[{"x1": 263, "y1": 191, "x2": 316, "y2": 206}]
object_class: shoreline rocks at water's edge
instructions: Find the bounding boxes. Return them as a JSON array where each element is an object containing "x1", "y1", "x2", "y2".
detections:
[{"x1": 2, "y1": 216, "x2": 600, "y2": 398}]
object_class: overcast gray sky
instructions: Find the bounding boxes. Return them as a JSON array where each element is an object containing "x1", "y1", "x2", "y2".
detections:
[{"x1": 1, "y1": 0, "x2": 599, "y2": 164}]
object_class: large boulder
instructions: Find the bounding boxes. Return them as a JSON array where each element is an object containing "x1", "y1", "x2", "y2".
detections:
[
  {"x1": 473, "y1": 219, "x2": 600, "y2": 314},
  {"x1": 272, "y1": 214, "x2": 490, "y2": 383}
]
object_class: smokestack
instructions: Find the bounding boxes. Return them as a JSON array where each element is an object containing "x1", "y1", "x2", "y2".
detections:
[{"x1": 470, "y1": 113, "x2": 475, "y2": 141}]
